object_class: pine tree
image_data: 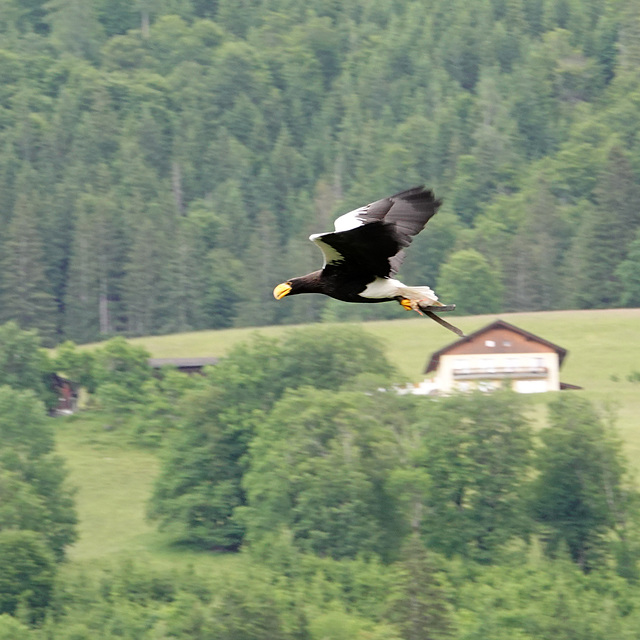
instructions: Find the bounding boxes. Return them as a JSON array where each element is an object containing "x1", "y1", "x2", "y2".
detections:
[
  {"x1": 163, "y1": 217, "x2": 206, "y2": 332},
  {"x1": 64, "y1": 189, "x2": 125, "y2": 342},
  {"x1": 616, "y1": 228, "x2": 640, "y2": 307},
  {"x1": 45, "y1": 0, "x2": 105, "y2": 60},
  {"x1": 387, "y1": 534, "x2": 454, "y2": 640},
  {"x1": 122, "y1": 205, "x2": 172, "y2": 336},
  {"x1": 571, "y1": 146, "x2": 640, "y2": 308},
  {"x1": 233, "y1": 209, "x2": 283, "y2": 327},
  {"x1": 0, "y1": 194, "x2": 57, "y2": 344},
  {"x1": 63, "y1": 198, "x2": 100, "y2": 343},
  {"x1": 503, "y1": 177, "x2": 570, "y2": 311}
]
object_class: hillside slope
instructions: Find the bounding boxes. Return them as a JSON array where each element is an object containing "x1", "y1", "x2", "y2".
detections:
[
  {"x1": 63, "y1": 309, "x2": 640, "y2": 562},
  {"x1": 126, "y1": 308, "x2": 640, "y2": 450}
]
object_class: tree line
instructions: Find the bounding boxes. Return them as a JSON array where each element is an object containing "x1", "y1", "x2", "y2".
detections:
[
  {"x1": 2, "y1": 320, "x2": 640, "y2": 638},
  {"x1": 1, "y1": 0, "x2": 640, "y2": 346}
]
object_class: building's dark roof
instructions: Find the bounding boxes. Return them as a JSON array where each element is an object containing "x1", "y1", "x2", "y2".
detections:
[
  {"x1": 424, "y1": 319, "x2": 568, "y2": 374},
  {"x1": 48, "y1": 372, "x2": 80, "y2": 391},
  {"x1": 148, "y1": 357, "x2": 219, "y2": 369}
]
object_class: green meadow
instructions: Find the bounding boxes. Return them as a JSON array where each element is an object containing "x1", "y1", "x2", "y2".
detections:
[
  {"x1": 124, "y1": 308, "x2": 640, "y2": 457},
  {"x1": 56, "y1": 416, "x2": 239, "y2": 571},
  {"x1": 60, "y1": 309, "x2": 640, "y2": 564}
]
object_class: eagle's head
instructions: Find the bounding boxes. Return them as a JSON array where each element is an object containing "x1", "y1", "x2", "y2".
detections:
[{"x1": 273, "y1": 272, "x2": 324, "y2": 299}]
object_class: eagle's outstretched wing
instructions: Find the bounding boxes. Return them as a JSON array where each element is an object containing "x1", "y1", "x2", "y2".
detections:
[{"x1": 311, "y1": 186, "x2": 441, "y2": 276}]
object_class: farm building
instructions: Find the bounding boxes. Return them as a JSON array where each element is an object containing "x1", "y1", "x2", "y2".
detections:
[
  {"x1": 148, "y1": 357, "x2": 219, "y2": 374},
  {"x1": 412, "y1": 319, "x2": 579, "y2": 395},
  {"x1": 49, "y1": 373, "x2": 79, "y2": 415}
]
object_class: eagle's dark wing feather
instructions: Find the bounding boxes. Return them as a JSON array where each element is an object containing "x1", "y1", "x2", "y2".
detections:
[
  {"x1": 313, "y1": 222, "x2": 406, "y2": 279},
  {"x1": 385, "y1": 186, "x2": 440, "y2": 236},
  {"x1": 317, "y1": 186, "x2": 441, "y2": 276}
]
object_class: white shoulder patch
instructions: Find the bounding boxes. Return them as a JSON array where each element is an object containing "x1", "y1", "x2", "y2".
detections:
[
  {"x1": 333, "y1": 204, "x2": 369, "y2": 232},
  {"x1": 361, "y1": 277, "x2": 405, "y2": 299},
  {"x1": 310, "y1": 233, "x2": 345, "y2": 266}
]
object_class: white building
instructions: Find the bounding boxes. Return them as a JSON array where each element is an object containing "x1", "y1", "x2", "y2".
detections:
[{"x1": 420, "y1": 319, "x2": 579, "y2": 395}]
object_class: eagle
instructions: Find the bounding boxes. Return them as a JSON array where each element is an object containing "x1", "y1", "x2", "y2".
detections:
[{"x1": 273, "y1": 186, "x2": 464, "y2": 336}]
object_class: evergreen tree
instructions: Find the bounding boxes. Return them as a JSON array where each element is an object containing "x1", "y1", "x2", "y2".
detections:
[
  {"x1": 64, "y1": 187, "x2": 125, "y2": 342},
  {"x1": 123, "y1": 206, "x2": 171, "y2": 336},
  {"x1": 0, "y1": 194, "x2": 57, "y2": 344},
  {"x1": 571, "y1": 147, "x2": 640, "y2": 308},
  {"x1": 202, "y1": 248, "x2": 243, "y2": 329},
  {"x1": 163, "y1": 215, "x2": 208, "y2": 332},
  {"x1": 504, "y1": 177, "x2": 570, "y2": 311},
  {"x1": 616, "y1": 229, "x2": 640, "y2": 307},
  {"x1": 45, "y1": 0, "x2": 105, "y2": 60},
  {"x1": 233, "y1": 209, "x2": 284, "y2": 327},
  {"x1": 387, "y1": 534, "x2": 454, "y2": 640},
  {"x1": 63, "y1": 198, "x2": 100, "y2": 343}
]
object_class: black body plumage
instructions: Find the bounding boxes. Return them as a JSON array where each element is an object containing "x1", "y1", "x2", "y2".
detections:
[{"x1": 275, "y1": 186, "x2": 441, "y2": 304}]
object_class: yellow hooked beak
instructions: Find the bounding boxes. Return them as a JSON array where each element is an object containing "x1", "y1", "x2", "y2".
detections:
[{"x1": 273, "y1": 282, "x2": 292, "y2": 300}]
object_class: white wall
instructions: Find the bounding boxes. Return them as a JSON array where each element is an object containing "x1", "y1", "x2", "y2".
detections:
[{"x1": 433, "y1": 351, "x2": 560, "y2": 394}]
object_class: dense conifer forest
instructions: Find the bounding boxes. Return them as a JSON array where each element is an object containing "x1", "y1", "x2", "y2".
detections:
[{"x1": 1, "y1": 0, "x2": 640, "y2": 345}]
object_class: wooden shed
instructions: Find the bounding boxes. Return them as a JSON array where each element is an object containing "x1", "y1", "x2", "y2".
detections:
[{"x1": 148, "y1": 357, "x2": 219, "y2": 375}]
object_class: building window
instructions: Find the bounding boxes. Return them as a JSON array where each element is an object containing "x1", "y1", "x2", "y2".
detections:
[{"x1": 485, "y1": 339, "x2": 496, "y2": 347}]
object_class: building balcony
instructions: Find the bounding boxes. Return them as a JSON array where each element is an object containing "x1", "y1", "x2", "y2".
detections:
[{"x1": 453, "y1": 366, "x2": 548, "y2": 380}]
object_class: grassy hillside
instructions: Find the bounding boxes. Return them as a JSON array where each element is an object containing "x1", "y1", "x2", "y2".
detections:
[
  {"x1": 124, "y1": 308, "x2": 640, "y2": 455},
  {"x1": 55, "y1": 416, "x2": 236, "y2": 570},
  {"x1": 62, "y1": 309, "x2": 640, "y2": 562},
  {"x1": 55, "y1": 417, "x2": 160, "y2": 562},
  {"x1": 124, "y1": 308, "x2": 639, "y2": 380}
]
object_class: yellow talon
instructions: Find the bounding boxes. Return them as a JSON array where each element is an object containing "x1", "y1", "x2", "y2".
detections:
[{"x1": 399, "y1": 298, "x2": 424, "y2": 315}]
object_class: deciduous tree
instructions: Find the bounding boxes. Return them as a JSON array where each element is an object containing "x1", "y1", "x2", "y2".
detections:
[
  {"x1": 0, "y1": 386, "x2": 77, "y2": 560},
  {"x1": 0, "y1": 321, "x2": 54, "y2": 408},
  {"x1": 436, "y1": 248, "x2": 503, "y2": 315},
  {"x1": 0, "y1": 530, "x2": 55, "y2": 622},
  {"x1": 243, "y1": 388, "x2": 391, "y2": 559},
  {"x1": 533, "y1": 395, "x2": 634, "y2": 572},
  {"x1": 420, "y1": 392, "x2": 533, "y2": 562},
  {"x1": 149, "y1": 328, "x2": 394, "y2": 550}
]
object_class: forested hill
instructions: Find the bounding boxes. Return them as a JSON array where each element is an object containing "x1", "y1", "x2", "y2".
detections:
[{"x1": 1, "y1": 0, "x2": 640, "y2": 345}]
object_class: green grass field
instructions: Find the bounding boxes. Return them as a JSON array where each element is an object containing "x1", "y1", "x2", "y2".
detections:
[
  {"x1": 55, "y1": 416, "x2": 160, "y2": 562},
  {"x1": 55, "y1": 415, "x2": 236, "y2": 571},
  {"x1": 59, "y1": 308, "x2": 640, "y2": 564},
  {"x1": 124, "y1": 308, "x2": 640, "y2": 457}
]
